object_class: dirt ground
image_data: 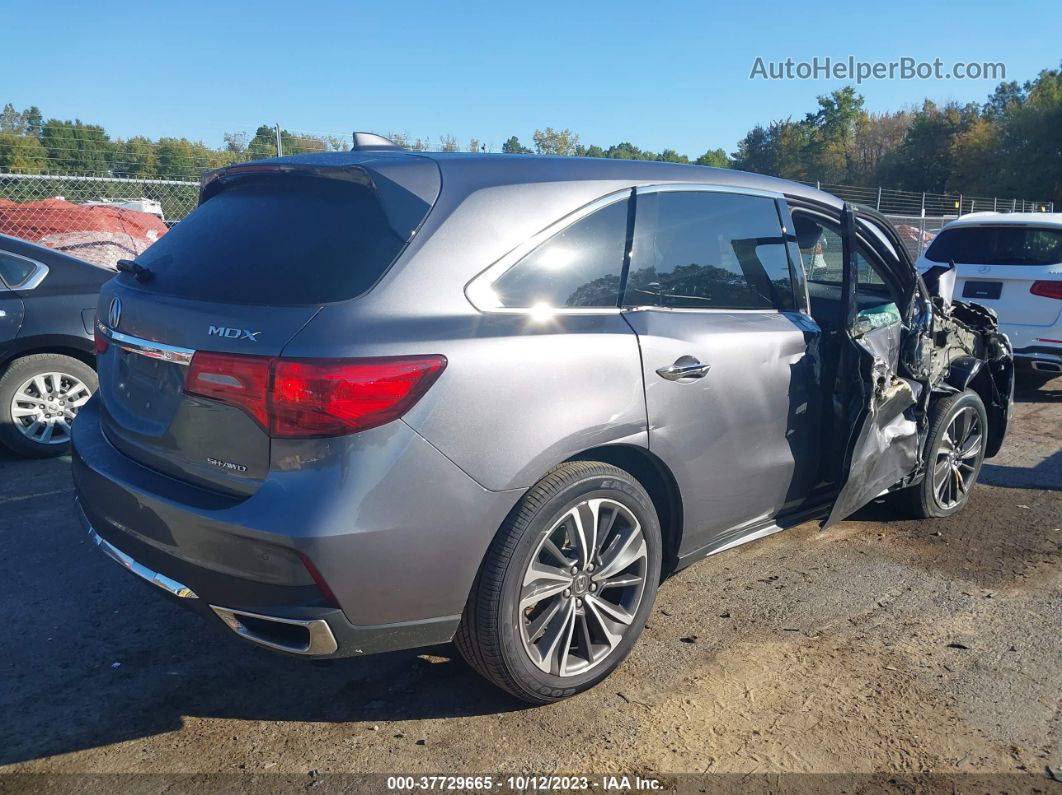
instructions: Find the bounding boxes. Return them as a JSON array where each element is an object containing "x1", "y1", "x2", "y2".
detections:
[{"x1": 1, "y1": 376, "x2": 1059, "y2": 786}]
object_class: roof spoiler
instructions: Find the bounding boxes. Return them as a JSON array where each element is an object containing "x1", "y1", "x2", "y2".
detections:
[
  {"x1": 197, "y1": 156, "x2": 441, "y2": 244},
  {"x1": 351, "y1": 132, "x2": 404, "y2": 151}
]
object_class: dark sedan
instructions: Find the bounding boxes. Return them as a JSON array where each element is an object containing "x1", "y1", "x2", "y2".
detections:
[{"x1": 0, "y1": 234, "x2": 111, "y2": 457}]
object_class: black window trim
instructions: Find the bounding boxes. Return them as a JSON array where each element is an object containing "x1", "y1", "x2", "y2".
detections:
[
  {"x1": 0, "y1": 248, "x2": 49, "y2": 291},
  {"x1": 465, "y1": 181, "x2": 791, "y2": 316}
]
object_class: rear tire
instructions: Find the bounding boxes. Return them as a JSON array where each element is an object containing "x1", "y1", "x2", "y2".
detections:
[
  {"x1": 0, "y1": 353, "x2": 97, "y2": 458},
  {"x1": 901, "y1": 389, "x2": 988, "y2": 519},
  {"x1": 455, "y1": 461, "x2": 661, "y2": 704}
]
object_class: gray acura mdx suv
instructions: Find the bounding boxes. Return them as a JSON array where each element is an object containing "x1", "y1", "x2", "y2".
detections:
[{"x1": 73, "y1": 135, "x2": 1013, "y2": 703}]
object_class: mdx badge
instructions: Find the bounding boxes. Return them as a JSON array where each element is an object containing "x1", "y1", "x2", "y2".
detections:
[
  {"x1": 208, "y1": 325, "x2": 260, "y2": 341},
  {"x1": 108, "y1": 297, "x2": 122, "y2": 329}
]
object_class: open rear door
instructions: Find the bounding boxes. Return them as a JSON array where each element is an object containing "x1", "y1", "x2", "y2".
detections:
[{"x1": 823, "y1": 204, "x2": 920, "y2": 527}]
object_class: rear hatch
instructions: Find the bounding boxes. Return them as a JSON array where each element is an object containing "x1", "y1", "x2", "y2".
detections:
[
  {"x1": 923, "y1": 223, "x2": 1062, "y2": 326},
  {"x1": 95, "y1": 156, "x2": 441, "y2": 496}
]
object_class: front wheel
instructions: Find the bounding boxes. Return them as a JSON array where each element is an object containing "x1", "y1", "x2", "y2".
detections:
[
  {"x1": 903, "y1": 389, "x2": 988, "y2": 518},
  {"x1": 455, "y1": 461, "x2": 662, "y2": 704}
]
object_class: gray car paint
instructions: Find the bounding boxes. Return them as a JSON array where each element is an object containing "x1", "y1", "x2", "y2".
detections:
[
  {"x1": 624, "y1": 308, "x2": 823, "y2": 552},
  {"x1": 73, "y1": 395, "x2": 522, "y2": 628},
  {"x1": 72, "y1": 151, "x2": 1008, "y2": 659}
]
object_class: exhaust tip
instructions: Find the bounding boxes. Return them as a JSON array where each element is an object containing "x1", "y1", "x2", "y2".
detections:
[
  {"x1": 1030, "y1": 361, "x2": 1062, "y2": 373},
  {"x1": 211, "y1": 606, "x2": 338, "y2": 655}
]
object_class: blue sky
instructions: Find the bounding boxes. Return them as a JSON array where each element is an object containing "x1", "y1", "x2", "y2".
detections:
[{"x1": 7, "y1": 0, "x2": 1061, "y2": 156}]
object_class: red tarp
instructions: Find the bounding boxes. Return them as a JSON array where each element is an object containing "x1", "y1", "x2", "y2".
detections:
[{"x1": 0, "y1": 198, "x2": 169, "y2": 269}]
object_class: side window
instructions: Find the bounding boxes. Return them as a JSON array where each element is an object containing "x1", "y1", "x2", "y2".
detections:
[
  {"x1": 855, "y1": 251, "x2": 886, "y2": 287},
  {"x1": 490, "y1": 199, "x2": 629, "y2": 309},
  {"x1": 794, "y1": 216, "x2": 890, "y2": 291},
  {"x1": 793, "y1": 212, "x2": 902, "y2": 328},
  {"x1": 796, "y1": 222, "x2": 845, "y2": 283},
  {"x1": 623, "y1": 191, "x2": 794, "y2": 310},
  {"x1": 0, "y1": 251, "x2": 37, "y2": 288}
]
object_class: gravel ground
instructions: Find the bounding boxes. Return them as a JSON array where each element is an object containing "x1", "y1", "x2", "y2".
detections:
[{"x1": 1, "y1": 376, "x2": 1058, "y2": 784}]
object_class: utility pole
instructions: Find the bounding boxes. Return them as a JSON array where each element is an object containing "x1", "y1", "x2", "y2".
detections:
[{"x1": 275, "y1": 123, "x2": 283, "y2": 157}]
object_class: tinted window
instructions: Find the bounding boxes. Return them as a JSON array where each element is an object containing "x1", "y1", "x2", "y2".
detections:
[
  {"x1": 132, "y1": 175, "x2": 406, "y2": 305},
  {"x1": 492, "y1": 199, "x2": 629, "y2": 309},
  {"x1": 624, "y1": 191, "x2": 793, "y2": 310},
  {"x1": 0, "y1": 252, "x2": 37, "y2": 287},
  {"x1": 795, "y1": 222, "x2": 886, "y2": 287},
  {"x1": 925, "y1": 225, "x2": 1062, "y2": 266}
]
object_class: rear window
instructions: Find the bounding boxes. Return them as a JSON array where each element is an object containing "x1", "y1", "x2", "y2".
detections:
[
  {"x1": 132, "y1": 175, "x2": 406, "y2": 305},
  {"x1": 491, "y1": 198, "x2": 630, "y2": 309},
  {"x1": 0, "y1": 251, "x2": 37, "y2": 287},
  {"x1": 925, "y1": 225, "x2": 1062, "y2": 266}
]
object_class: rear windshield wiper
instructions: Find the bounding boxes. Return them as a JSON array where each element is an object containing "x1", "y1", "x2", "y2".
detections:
[{"x1": 116, "y1": 259, "x2": 153, "y2": 282}]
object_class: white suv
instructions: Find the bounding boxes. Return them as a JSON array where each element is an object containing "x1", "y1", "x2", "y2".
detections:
[{"x1": 917, "y1": 212, "x2": 1062, "y2": 379}]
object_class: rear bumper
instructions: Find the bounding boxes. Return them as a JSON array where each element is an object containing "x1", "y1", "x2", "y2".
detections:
[
  {"x1": 80, "y1": 502, "x2": 457, "y2": 657},
  {"x1": 71, "y1": 395, "x2": 521, "y2": 658},
  {"x1": 1012, "y1": 346, "x2": 1062, "y2": 374},
  {"x1": 1000, "y1": 321, "x2": 1061, "y2": 354}
]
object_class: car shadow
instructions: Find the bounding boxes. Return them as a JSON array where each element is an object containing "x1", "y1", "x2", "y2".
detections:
[
  {"x1": 980, "y1": 450, "x2": 1062, "y2": 491},
  {"x1": 3, "y1": 375, "x2": 1058, "y2": 766},
  {"x1": 1015, "y1": 372, "x2": 1062, "y2": 403},
  {"x1": 0, "y1": 457, "x2": 530, "y2": 766},
  {"x1": 2, "y1": 594, "x2": 529, "y2": 765}
]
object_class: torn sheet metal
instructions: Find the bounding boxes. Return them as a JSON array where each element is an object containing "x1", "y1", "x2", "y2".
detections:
[
  {"x1": 931, "y1": 298, "x2": 1015, "y2": 456},
  {"x1": 825, "y1": 322, "x2": 919, "y2": 527}
]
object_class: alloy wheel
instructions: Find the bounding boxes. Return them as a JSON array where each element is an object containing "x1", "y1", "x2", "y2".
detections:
[
  {"x1": 519, "y1": 497, "x2": 648, "y2": 677},
  {"x1": 931, "y1": 405, "x2": 983, "y2": 509},
  {"x1": 10, "y1": 371, "x2": 92, "y2": 445}
]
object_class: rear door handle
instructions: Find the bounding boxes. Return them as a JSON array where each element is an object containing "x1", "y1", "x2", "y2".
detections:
[{"x1": 656, "y1": 357, "x2": 711, "y2": 381}]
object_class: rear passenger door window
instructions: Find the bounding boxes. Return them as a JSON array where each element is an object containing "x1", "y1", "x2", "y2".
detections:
[
  {"x1": 797, "y1": 224, "x2": 888, "y2": 290},
  {"x1": 624, "y1": 190, "x2": 794, "y2": 311},
  {"x1": 0, "y1": 251, "x2": 39, "y2": 288},
  {"x1": 794, "y1": 213, "x2": 901, "y2": 324},
  {"x1": 489, "y1": 198, "x2": 630, "y2": 309}
]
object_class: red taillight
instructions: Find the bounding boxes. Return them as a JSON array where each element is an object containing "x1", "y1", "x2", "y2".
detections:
[
  {"x1": 185, "y1": 351, "x2": 272, "y2": 429},
  {"x1": 270, "y1": 356, "x2": 447, "y2": 437},
  {"x1": 1030, "y1": 280, "x2": 1062, "y2": 300},
  {"x1": 94, "y1": 325, "x2": 108, "y2": 354},
  {"x1": 184, "y1": 352, "x2": 446, "y2": 439}
]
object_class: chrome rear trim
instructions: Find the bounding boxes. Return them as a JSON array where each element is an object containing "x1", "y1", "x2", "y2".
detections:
[
  {"x1": 98, "y1": 323, "x2": 195, "y2": 366},
  {"x1": 1030, "y1": 359, "x2": 1062, "y2": 373},
  {"x1": 88, "y1": 526, "x2": 198, "y2": 599},
  {"x1": 210, "y1": 606, "x2": 339, "y2": 656}
]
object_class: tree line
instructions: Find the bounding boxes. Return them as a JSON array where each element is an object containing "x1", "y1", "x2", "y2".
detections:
[
  {"x1": 0, "y1": 61, "x2": 1058, "y2": 203},
  {"x1": 499, "y1": 64, "x2": 1059, "y2": 205},
  {"x1": 0, "y1": 117, "x2": 349, "y2": 181}
]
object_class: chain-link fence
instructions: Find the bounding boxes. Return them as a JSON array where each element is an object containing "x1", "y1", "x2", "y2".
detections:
[
  {"x1": 797, "y1": 180, "x2": 1055, "y2": 260},
  {"x1": 0, "y1": 172, "x2": 199, "y2": 221},
  {"x1": 877, "y1": 213, "x2": 950, "y2": 260},
  {"x1": 801, "y1": 180, "x2": 1052, "y2": 217},
  {"x1": 0, "y1": 172, "x2": 198, "y2": 268}
]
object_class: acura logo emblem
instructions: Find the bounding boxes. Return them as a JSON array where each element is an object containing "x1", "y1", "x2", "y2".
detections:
[{"x1": 108, "y1": 297, "x2": 122, "y2": 329}]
